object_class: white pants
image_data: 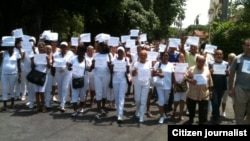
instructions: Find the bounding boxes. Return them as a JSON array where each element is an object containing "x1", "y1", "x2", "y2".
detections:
[
  {"x1": 15, "y1": 71, "x2": 27, "y2": 97},
  {"x1": 45, "y1": 72, "x2": 55, "y2": 107},
  {"x1": 71, "y1": 78, "x2": 87, "y2": 103},
  {"x1": 107, "y1": 87, "x2": 114, "y2": 101},
  {"x1": 156, "y1": 88, "x2": 170, "y2": 106},
  {"x1": 18, "y1": 71, "x2": 36, "y2": 108},
  {"x1": 88, "y1": 76, "x2": 95, "y2": 91},
  {"x1": 113, "y1": 80, "x2": 127, "y2": 117},
  {"x1": 1, "y1": 73, "x2": 17, "y2": 101},
  {"x1": 55, "y1": 71, "x2": 71, "y2": 108},
  {"x1": 94, "y1": 72, "x2": 110, "y2": 101},
  {"x1": 134, "y1": 84, "x2": 150, "y2": 117}
]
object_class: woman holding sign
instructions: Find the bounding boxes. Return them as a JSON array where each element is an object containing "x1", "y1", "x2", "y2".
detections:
[
  {"x1": 30, "y1": 42, "x2": 51, "y2": 112},
  {"x1": 132, "y1": 49, "x2": 152, "y2": 123},
  {"x1": 53, "y1": 41, "x2": 74, "y2": 112},
  {"x1": 110, "y1": 46, "x2": 130, "y2": 123},
  {"x1": 152, "y1": 52, "x2": 175, "y2": 124},
  {"x1": 68, "y1": 46, "x2": 88, "y2": 117}
]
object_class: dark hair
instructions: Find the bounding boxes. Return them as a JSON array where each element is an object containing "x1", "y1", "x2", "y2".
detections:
[
  {"x1": 77, "y1": 45, "x2": 86, "y2": 54},
  {"x1": 99, "y1": 42, "x2": 109, "y2": 54},
  {"x1": 15, "y1": 38, "x2": 22, "y2": 46}
]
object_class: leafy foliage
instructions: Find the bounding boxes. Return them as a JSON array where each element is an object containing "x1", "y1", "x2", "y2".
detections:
[{"x1": 211, "y1": 21, "x2": 250, "y2": 57}]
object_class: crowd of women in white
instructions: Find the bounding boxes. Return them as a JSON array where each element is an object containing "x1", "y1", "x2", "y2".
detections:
[{"x1": 1, "y1": 29, "x2": 227, "y2": 124}]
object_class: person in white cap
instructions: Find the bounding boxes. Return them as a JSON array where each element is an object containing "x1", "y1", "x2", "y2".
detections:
[
  {"x1": 53, "y1": 41, "x2": 74, "y2": 112},
  {"x1": 110, "y1": 46, "x2": 130, "y2": 123}
]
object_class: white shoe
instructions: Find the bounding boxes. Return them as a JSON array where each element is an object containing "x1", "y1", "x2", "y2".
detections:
[
  {"x1": 135, "y1": 112, "x2": 140, "y2": 118},
  {"x1": 159, "y1": 116, "x2": 165, "y2": 124},
  {"x1": 60, "y1": 107, "x2": 65, "y2": 113},
  {"x1": 26, "y1": 102, "x2": 30, "y2": 106},
  {"x1": 222, "y1": 112, "x2": 226, "y2": 117},
  {"x1": 118, "y1": 116, "x2": 123, "y2": 121},
  {"x1": 78, "y1": 108, "x2": 84, "y2": 113},
  {"x1": 52, "y1": 96, "x2": 58, "y2": 102},
  {"x1": 139, "y1": 116, "x2": 144, "y2": 122},
  {"x1": 21, "y1": 96, "x2": 26, "y2": 101}
]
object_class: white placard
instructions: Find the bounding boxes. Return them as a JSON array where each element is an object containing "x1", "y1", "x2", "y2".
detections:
[
  {"x1": 130, "y1": 45, "x2": 138, "y2": 54},
  {"x1": 168, "y1": 38, "x2": 180, "y2": 48},
  {"x1": 49, "y1": 32, "x2": 59, "y2": 41},
  {"x1": 121, "y1": 35, "x2": 130, "y2": 43},
  {"x1": 159, "y1": 44, "x2": 166, "y2": 52},
  {"x1": 147, "y1": 51, "x2": 158, "y2": 61},
  {"x1": 113, "y1": 61, "x2": 126, "y2": 71},
  {"x1": 53, "y1": 58, "x2": 66, "y2": 67},
  {"x1": 139, "y1": 34, "x2": 147, "y2": 42},
  {"x1": 1, "y1": 36, "x2": 15, "y2": 46},
  {"x1": 204, "y1": 44, "x2": 217, "y2": 54},
  {"x1": 213, "y1": 64, "x2": 227, "y2": 75},
  {"x1": 21, "y1": 42, "x2": 33, "y2": 52},
  {"x1": 80, "y1": 33, "x2": 91, "y2": 43},
  {"x1": 13, "y1": 28, "x2": 23, "y2": 38},
  {"x1": 193, "y1": 74, "x2": 207, "y2": 85},
  {"x1": 174, "y1": 63, "x2": 188, "y2": 73},
  {"x1": 108, "y1": 37, "x2": 119, "y2": 47},
  {"x1": 186, "y1": 36, "x2": 199, "y2": 46},
  {"x1": 125, "y1": 39, "x2": 136, "y2": 48},
  {"x1": 242, "y1": 60, "x2": 250, "y2": 74},
  {"x1": 71, "y1": 37, "x2": 79, "y2": 46},
  {"x1": 22, "y1": 35, "x2": 31, "y2": 42},
  {"x1": 34, "y1": 54, "x2": 47, "y2": 65},
  {"x1": 130, "y1": 29, "x2": 139, "y2": 37},
  {"x1": 40, "y1": 30, "x2": 51, "y2": 39}
]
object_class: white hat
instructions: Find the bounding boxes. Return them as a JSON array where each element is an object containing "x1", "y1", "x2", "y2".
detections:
[
  {"x1": 60, "y1": 41, "x2": 68, "y2": 46},
  {"x1": 95, "y1": 33, "x2": 110, "y2": 42},
  {"x1": 117, "y1": 46, "x2": 125, "y2": 53},
  {"x1": 29, "y1": 36, "x2": 36, "y2": 44}
]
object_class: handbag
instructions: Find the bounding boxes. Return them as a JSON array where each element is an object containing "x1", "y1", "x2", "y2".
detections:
[
  {"x1": 152, "y1": 76, "x2": 164, "y2": 87},
  {"x1": 72, "y1": 77, "x2": 84, "y2": 89},
  {"x1": 124, "y1": 58, "x2": 131, "y2": 85},
  {"x1": 26, "y1": 69, "x2": 46, "y2": 86},
  {"x1": 175, "y1": 80, "x2": 188, "y2": 92},
  {"x1": 152, "y1": 62, "x2": 164, "y2": 87},
  {"x1": 72, "y1": 59, "x2": 86, "y2": 89}
]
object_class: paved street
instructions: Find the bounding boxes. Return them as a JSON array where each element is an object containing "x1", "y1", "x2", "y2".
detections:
[{"x1": 0, "y1": 84, "x2": 235, "y2": 141}]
